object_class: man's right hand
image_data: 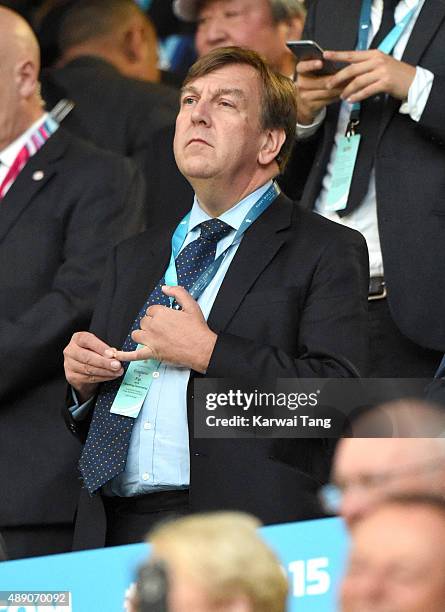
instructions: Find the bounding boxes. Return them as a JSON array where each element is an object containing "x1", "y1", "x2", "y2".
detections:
[
  {"x1": 64, "y1": 331, "x2": 124, "y2": 403},
  {"x1": 295, "y1": 59, "x2": 343, "y2": 125}
]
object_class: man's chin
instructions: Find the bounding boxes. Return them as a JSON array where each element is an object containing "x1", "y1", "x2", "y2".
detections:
[{"x1": 177, "y1": 162, "x2": 216, "y2": 181}]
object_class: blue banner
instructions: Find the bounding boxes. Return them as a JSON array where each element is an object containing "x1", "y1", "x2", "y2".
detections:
[{"x1": 0, "y1": 517, "x2": 349, "y2": 611}]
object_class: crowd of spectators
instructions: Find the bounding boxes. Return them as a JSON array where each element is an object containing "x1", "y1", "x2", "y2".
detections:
[{"x1": 0, "y1": 2, "x2": 444, "y2": 611}]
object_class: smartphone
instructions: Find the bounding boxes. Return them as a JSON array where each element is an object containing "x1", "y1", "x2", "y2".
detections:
[{"x1": 287, "y1": 40, "x2": 341, "y2": 75}]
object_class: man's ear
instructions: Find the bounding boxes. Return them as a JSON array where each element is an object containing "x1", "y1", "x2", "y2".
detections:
[
  {"x1": 122, "y1": 22, "x2": 145, "y2": 64},
  {"x1": 287, "y1": 16, "x2": 305, "y2": 41},
  {"x1": 258, "y1": 128, "x2": 286, "y2": 167},
  {"x1": 278, "y1": 16, "x2": 304, "y2": 42},
  {"x1": 16, "y1": 60, "x2": 39, "y2": 98}
]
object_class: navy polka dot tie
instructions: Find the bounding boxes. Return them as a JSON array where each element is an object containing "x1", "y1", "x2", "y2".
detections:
[{"x1": 79, "y1": 219, "x2": 232, "y2": 494}]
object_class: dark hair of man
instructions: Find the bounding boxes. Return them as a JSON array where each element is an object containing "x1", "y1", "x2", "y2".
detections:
[
  {"x1": 58, "y1": 0, "x2": 143, "y2": 53},
  {"x1": 183, "y1": 46, "x2": 297, "y2": 172}
]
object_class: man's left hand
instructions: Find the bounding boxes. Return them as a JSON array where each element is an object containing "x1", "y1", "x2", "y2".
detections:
[
  {"x1": 113, "y1": 285, "x2": 217, "y2": 373},
  {"x1": 324, "y1": 50, "x2": 416, "y2": 103}
]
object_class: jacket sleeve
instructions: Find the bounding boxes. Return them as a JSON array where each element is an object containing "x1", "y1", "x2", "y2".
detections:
[{"x1": 417, "y1": 74, "x2": 445, "y2": 144}]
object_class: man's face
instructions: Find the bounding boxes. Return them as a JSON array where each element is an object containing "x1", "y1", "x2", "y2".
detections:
[
  {"x1": 341, "y1": 505, "x2": 445, "y2": 612},
  {"x1": 332, "y1": 439, "x2": 445, "y2": 526},
  {"x1": 174, "y1": 63, "x2": 266, "y2": 187},
  {"x1": 195, "y1": 0, "x2": 285, "y2": 70}
]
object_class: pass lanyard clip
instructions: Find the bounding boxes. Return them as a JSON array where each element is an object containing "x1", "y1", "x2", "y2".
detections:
[
  {"x1": 345, "y1": 114, "x2": 360, "y2": 139},
  {"x1": 345, "y1": 0, "x2": 420, "y2": 137}
]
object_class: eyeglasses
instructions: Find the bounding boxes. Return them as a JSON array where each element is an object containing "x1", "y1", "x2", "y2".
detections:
[{"x1": 319, "y1": 456, "x2": 445, "y2": 514}]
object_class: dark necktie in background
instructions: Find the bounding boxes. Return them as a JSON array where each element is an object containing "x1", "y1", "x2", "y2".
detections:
[
  {"x1": 79, "y1": 218, "x2": 232, "y2": 494},
  {"x1": 339, "y1": 0, "x2": 399, "y2": 218}
]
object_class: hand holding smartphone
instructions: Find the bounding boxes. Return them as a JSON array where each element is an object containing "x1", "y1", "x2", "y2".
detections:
[{"x1": 287, "y1": 40, "x2": 346, "y2": 75}]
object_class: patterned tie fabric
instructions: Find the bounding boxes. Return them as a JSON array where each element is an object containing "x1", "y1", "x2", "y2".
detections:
[
  {"x1": 340, "y1": 0, "x2": 398, "y2": 217},
  {"x1": 79, "y1": 218, "x2": 232, "y2": 494}
]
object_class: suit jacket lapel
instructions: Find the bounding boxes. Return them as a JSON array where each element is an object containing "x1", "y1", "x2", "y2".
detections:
[
  {"x1": 0, "y1": 129, "x2": 67, "y2": 245},
  {"x1": 379, "y1": 0, "x2": 445, "y2": 139},
  {"x1": 116, "y1": 231, "x2": 173, "y2": 344},
  {"x1": 401, "y1": 0, "x2": 445, "y2": 66},
  {"x1": 207, "y1": 193, "x2": 294, "y2": 333},
  {"x1": 117, "y1": 194, "x2": 293, "y2": 341}
]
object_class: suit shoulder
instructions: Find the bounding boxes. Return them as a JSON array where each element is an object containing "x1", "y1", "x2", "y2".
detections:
[
  {"x1": 126, "y1": 77, "x2": 179, "y2": 107},
  {"x1": 56, "y1": 128, "x2": 136, "y2": 173},
  {"x1": 114, "y1": 226, "x2": 173, "y2": 260},
  {"x1": 292, "y1": 201, "x2": 368, "y2": 249}
]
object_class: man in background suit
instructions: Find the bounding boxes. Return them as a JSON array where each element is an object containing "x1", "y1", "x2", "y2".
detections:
[
  {"x1": 64, "y1": 47, "x2": 369, "y2": 549},
  {"x1": 41, "y1": 0, "x2": 183, "y2": 229},
  {"x1": 0, "y1": 7, "x2": 144, "y2": 559},
  {"x1": 287, "y1": 0, "x2": 445, "y2": 377}
]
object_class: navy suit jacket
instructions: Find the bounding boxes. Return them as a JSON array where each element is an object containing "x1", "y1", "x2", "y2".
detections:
[{"x1": 66, "y1": 191, "x2": 369, "y2": 540}]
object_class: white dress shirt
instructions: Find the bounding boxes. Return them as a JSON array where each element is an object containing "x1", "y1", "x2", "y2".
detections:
[{"x1": 297, "y1": 0, "x2": 430, "y2": 277}]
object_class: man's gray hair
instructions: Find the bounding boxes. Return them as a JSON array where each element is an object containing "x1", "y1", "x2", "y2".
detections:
[
  {"x1": 174, "y1": 0, "x2": 306, "y2": 23},
  {"x1": 269, "y1": 0, "x2": 306, "y2": 22}
]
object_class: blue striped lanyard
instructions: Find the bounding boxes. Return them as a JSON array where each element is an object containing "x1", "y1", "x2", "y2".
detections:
[
  {"x1": 347, "y1": 0, "x2": 420, "y2": 134},
  {"x1": 164, "y1": 181, "x2": 280, "y2": 305}
]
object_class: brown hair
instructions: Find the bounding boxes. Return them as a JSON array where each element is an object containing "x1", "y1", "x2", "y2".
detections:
[{"x1": 183, "y1": 46, "x2": 297, "y2": 172}]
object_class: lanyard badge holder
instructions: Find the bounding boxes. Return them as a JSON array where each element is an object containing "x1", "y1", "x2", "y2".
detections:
[{"x1": 326, "y1": 0, "x2": 419, "y2": 212}]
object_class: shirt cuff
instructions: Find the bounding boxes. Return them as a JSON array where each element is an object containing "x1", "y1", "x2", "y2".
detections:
[
  {"x1": 69, "y1": 387, "x2": 96, "y2": 421},
  {"x1": 296, "y1": 107, "x2": 327, "y2": 139},
  {"x1": 399, "y1": 66, "x2": 434, "y2": 122}
]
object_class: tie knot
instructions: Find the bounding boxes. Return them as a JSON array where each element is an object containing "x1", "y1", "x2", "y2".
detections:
[{"x1": 199, "y1": 218, "x2": 232, "y2": 242}]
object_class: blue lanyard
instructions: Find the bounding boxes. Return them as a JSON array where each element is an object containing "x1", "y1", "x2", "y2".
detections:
[
  {"x1": 348, "y1": 0, "x2": 420, "y2": 131},
  {"x1": 164, "y1": 181, "x2": 280, "y2": 305}
]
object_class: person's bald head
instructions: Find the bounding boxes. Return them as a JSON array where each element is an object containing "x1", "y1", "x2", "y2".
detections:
[
  {"x1": 341, "y1": 495, "x2": 445, "y2": 612},
  {"x1": 57, "y1": 0, "x2": 160, "y2": 82},
  {"x1": 0, "y1": 7, "x2": 40, "y2": 71},
  {"x1": 0, "y1": 7, "x2": 44, "y2": 150},
  {"x1": 326, "y1": 401, "x2": 445, "y2": 525}
]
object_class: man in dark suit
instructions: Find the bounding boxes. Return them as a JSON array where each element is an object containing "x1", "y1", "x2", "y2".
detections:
[
  {"x1": 286, "y1": 0, "x2": 445, "y2": 377},
  {"x1": 0, "y1": 7, "x2": 145, "y2": 559},
  {"x1": 40, "y1": 0, "x2": 185, "y2": 229},
  {"x1": 64, "y1": 47, "x2": 369, "y2": 549}
]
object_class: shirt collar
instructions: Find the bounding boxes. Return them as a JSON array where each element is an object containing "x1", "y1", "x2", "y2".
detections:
[
  {"x1": 188, "y1": 180, "x2": 274, "y2": 234},
  {"x1": 0, "y1": 113, "x2": 48, "y2": 169}
]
